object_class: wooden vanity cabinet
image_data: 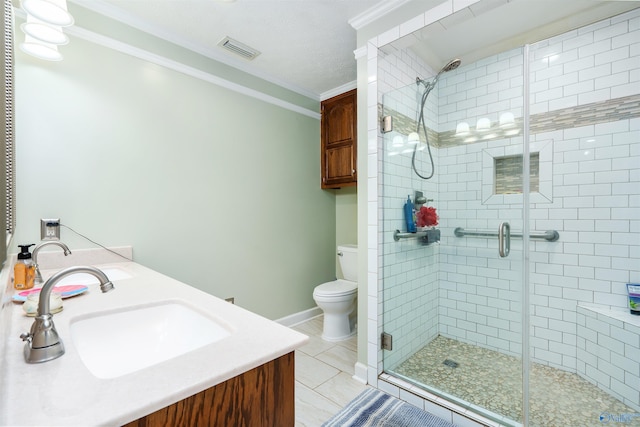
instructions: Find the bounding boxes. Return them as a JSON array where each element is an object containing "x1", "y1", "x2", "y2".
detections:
[
  {"x1": 321, "y1": 89, "x2": 357, "y2": 189},
  {"x1": 124, "y1": 352, "x2": 294, "y2": 427}
]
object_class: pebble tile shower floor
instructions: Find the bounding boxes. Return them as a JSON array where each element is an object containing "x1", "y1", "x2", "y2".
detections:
[{"x1": 393, "y1": 336, "x2": 639, "y2": 427}]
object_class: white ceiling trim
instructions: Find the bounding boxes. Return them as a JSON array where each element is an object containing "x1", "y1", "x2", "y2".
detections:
[
  {"x1": 353, "y1": 46, "x2": 368, "y2": 60},
  {"x1": 348, "y1": 0, "x2": 413, "y2": 30},
  {"x1": 320, "y1": 81, "x2": 357, "y2": 101},
  {"x1": 63, "y1": 24, "x2": 321, "y2": 120},
  {"x1": 69, "y1": 0, "x2": 321, "y2": 101}
]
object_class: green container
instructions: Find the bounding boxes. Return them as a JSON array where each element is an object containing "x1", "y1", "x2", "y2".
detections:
[{"x1": 628, "y1": 284, "x2": 640, "y2": 315}]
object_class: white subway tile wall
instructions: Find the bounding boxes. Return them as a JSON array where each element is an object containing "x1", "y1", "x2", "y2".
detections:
[
  {"x1": 375, "y1": 6, "x2": 640, "y2": 411},
  {"x1": 378, "y1": 47, "x2": 441, "y2": 369}
]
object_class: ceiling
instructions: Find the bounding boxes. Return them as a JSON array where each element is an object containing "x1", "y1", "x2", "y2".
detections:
[
  {"x1": 72, "y1": 0, "x2": 640, "y2": 100},
  {"x1": 402, "y1": 0, "x2": 640, "y2": 74},
  {"x1": 73, "y1": 0, "x2": 387, "y2": 99}
]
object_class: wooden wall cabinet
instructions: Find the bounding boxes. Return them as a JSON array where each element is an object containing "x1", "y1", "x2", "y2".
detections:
[
  {"x1": 321, "y1": 89, "x2": 357, "y2": 189},
  {"x1": 125, "y1": 352, "x2": 294, "y2": 427}
]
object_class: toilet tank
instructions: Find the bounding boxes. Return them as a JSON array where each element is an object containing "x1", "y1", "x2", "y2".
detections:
[{"x1": 338, "y1": 244, "x2": 358, "y2": 282}]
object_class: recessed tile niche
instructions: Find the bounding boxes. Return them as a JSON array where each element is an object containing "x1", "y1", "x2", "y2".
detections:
[
  {"x1": 482, "y1": 140, "x2": 553, "y2": 205},
  {"x1": 495, "y1": 153, "x2": 539, "y2": 194}
]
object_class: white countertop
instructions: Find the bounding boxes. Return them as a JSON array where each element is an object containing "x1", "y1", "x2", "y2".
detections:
[{"x1": 0, "y1": 260, "x2": 308, "y2": 426}]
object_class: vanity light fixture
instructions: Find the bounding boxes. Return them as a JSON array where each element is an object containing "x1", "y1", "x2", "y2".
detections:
[
  {"x1": 21, "y1": 14, "x2": 68, "y2": 45},
  {"x1": 21, "y1": 0, "x2": 73, "y2": 27},
  {"x1": 455, "y1": 122, "x2": 470, "y2": 136},
  {"x1": 476, "y1": 117, "x2": 491, "y2": 132},
  {"x1": 19, "y1": 0, "x2": 74, "y2": 61},
  {"x1": 20, "y1": 35, "x2": 63, "y2": 61},
  {"x1": 392, "y1": 135, "x2": 404, "y2": 148},
  {"x1": 407, "y1": 132, "x2": 420, "y2": 145},
  {"x1": 499, "y1": 112, "x2": 515, "y2": 128}
]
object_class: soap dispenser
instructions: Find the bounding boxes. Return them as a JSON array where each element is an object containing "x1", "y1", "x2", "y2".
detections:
[{"x1": 14, "y1": 244, "x2": 36, "y2": 290}]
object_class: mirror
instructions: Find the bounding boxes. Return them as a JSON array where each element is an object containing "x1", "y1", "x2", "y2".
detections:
[{"x1": 1, "y1": 0, "x2": 15, "y2": 268}]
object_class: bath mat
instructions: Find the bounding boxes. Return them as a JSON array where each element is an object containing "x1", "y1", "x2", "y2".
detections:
[{"x1": 322, "y1": 388, "x2": 457, "y2": 427}]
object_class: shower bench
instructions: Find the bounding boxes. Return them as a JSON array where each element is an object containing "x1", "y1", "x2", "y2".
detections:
[{"x1": 576, "y1": 304, "x2": 640, "y2": 412}]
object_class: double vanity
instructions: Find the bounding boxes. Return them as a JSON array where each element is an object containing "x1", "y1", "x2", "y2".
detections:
[{"x1": 0, "y1": 248, "x2": 308, "y2": 426}]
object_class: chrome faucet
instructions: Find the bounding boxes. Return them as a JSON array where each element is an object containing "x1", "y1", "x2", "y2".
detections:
[
  {"x1": 20, "y1": 266, "x2": 114, "y2": 363},
  {"x1": 32, "y1": 241, "x2": 72, "y2": 284}
]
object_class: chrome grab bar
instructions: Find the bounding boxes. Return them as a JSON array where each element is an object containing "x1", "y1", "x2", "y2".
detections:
[
  {"x1": 498, "y1": 222, "x2": 510, "y2": 257},
  {"x1": 454, "y1": 227, "x2": 559, "y2": 242}
]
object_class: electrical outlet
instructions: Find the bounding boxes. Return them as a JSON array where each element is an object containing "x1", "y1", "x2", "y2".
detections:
[{"x1": 40, "y1": 218, "x2": 60, "y2": 241}]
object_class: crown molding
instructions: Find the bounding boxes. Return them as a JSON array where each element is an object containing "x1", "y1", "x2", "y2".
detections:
[
  {"x1": 353, "y1": 46, "x2": 368, "y2": 60},
  {"x1": 320, "y1": 81, "x2": 357, "y2": 101},
  {"x1": 68, "y1": 0, "x2": 321, "y2": 101},
  {"x1": 13, "y1": 4, "x2": 319, "y2": 117},
  {"x1": 348, "y1": 0, "x2": 413, "y2": 30},
  {"x1": 63, "y1": 24, "x2": 320, "y2": 119}
]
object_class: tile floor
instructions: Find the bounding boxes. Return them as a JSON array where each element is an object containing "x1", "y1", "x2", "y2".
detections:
[{"x1": 291, "y1": 316, "x2": 370, "y2": 427}]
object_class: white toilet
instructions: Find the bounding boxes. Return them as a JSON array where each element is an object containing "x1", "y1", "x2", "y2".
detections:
[{"x1": 313, "y1": 244, "x2": 358, "y2": 342}]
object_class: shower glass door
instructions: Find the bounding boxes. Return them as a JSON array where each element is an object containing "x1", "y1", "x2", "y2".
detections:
[
  {"x1": 379, "y1": 5, "x2": 640, "y2": 427},
  {"x1": 380, "y1": 47, "x2": 528, "y2": 426}
]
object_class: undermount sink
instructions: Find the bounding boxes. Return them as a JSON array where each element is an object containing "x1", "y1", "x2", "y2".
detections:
[{"x1": 70, "y1": 301, "x2": 231, "y2": 379}]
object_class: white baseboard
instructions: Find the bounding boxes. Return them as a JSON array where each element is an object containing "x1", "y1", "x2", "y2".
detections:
[
  {"x1": 275, "y1": 306, "x2": 323, "y2": 327},
  {"x1": 353, "y1": 362, "x2": 368, "y2": 384}
]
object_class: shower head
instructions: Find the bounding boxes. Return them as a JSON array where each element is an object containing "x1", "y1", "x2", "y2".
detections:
[
  {"x1": 441, "y1": 58, "x2": 461, "y2": 73},
  {"x1": 413, "y1": 58, "x2": 462, "y2": 181},
  {"x1": 416, "y1": 58, "x2": 462, "y2": 88}
]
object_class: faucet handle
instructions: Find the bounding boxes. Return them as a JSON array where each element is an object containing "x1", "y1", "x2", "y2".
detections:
[{"x1": 20, "y1": 332, "x2": 32, "y2": 343}]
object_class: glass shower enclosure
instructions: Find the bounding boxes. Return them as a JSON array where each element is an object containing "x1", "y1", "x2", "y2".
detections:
[{"x1": 378, "y1": 7, "x2": 640, "y2": 427}]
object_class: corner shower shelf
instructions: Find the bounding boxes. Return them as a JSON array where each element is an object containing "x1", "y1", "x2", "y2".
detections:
[
  {"x1": 454, "y1": 227, "x2": 559, "y2": 242},
  {"x1": 394, "y1": 230, "x2": 427, "y2": 241}
]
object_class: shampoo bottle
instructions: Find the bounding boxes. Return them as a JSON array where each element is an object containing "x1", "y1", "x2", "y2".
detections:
[
  {"x1": 14, "y1": 244, "x2": 36, "y2": 290},
  {"x1": 404, "y1": 195, "x2": 417, "y2": 233}
]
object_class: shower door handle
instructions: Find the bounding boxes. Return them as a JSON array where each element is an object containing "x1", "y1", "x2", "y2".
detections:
[{"x1": 498, "y1": 222, "x2": 511, "y2": 258}]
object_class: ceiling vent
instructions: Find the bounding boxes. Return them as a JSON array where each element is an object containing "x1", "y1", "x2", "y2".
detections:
[{"x1": 218, "y1": 36, "x2": 260, "y2": 61}]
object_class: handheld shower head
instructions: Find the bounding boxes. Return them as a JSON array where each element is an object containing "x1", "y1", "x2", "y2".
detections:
[
  {"x1": 416, "y1": 58, "x2": 462, "y2": 88},
  {"x1": 441, "y1": 58, "x2": 461, "y2": 73},
  {"x1": 412, "y1": 58, "x2": 462, "y2": 181}
]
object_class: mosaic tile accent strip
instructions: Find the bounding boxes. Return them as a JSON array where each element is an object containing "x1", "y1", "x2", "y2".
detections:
[
  {"x1": 380, "y1": 93, "x2": 640, "y2": 148},
  {"x1": 393, "y1": 336, "x2": 640, "y2": 427},
  {"x1": 530, "y1": 94, "x2": 640, "y2": 135},
  {"x1": 380, "y1": 104, "x2": 439, "y2": 147}
]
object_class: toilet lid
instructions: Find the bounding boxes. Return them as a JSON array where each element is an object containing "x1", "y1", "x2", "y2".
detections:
[{"x1": 314, "y1": 279, "x2": 357, "y2": 297}]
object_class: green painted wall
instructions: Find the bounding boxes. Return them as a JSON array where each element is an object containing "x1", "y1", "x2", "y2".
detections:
[
  {"x1": 13, "y1": 21, "x2": 335, "y2": 320},
  {"x1": 335, "y1": 187, "x2": 357, "y2": 278}
]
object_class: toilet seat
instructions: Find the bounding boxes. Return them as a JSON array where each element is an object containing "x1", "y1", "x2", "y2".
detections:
[{"x1": 313, "y1": 279, "x2": 357, "y2": 297}]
